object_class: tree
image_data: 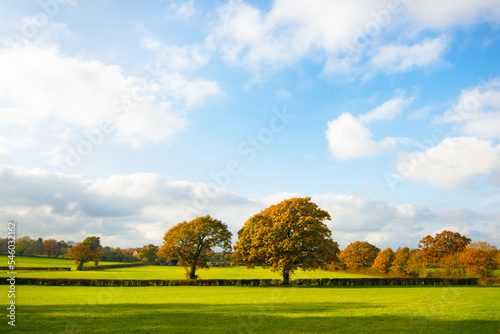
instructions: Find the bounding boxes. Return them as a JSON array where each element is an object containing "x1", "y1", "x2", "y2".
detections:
[
  {"x1": 407, "y1": 249, "x2": 428, "y2": 277},
  {"x1": 339, "y1": 241, "x2": 380, "y2": 270},
  {"x1": 418, "y1": 230, "x2": 471, "y2": 265},
  {"x1": 372, "y1": 247, "x2": 395, "y2": 273},
  {"x1": 460, "y1": 241, "x2": 499, "y2": 278},
  {"x1": 43, "y1": 239, "x2": 57, "y2": 258},
  {"x1": 66, "y1": 245, "x2": 101, "y2": 271},
  {"x1": 16, "y1": 236, "x2": 34, "y2": 255},
  {"x1": 138, "y1": 244, "x2": 159, "y2": 264},
  {"x1": 391, "y1": 247, "x2": 410, "y2": 276},
  {"x1": 233, "y1": 197, "x2": 339, "y2": 285},
  {"x1": 157, "y1": 215, "x2": 232, "y2": 279},
  {"x1": 81, "y1": 236, "x2": 102, "y2": 266}
]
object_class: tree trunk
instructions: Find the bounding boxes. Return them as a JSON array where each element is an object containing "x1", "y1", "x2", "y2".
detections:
[
  {"x1": 189, "y1": 266, "x2": 197, "y2": 279},
  {"x1": 77, "y1": 261, "x2": 84, "y2": 271},
  {"x1": 283, "y1": 270, "x2": 290, "y2": 285}
]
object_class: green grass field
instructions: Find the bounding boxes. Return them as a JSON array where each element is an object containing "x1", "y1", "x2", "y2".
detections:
[
  {"x1": 0, "y1": 255, "x2": 129, "y2": 268},
  {"x1": 1, "y1": 285, "x2": 498, "y2": 333}
]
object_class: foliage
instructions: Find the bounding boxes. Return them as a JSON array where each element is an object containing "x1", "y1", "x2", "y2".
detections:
[
  {"x1": 65, "y1": 245, "x2": 101, "y2": 271},
  {"x1": 43, "y1": 239, "x2": 58, "y2": 258},
  {"x1": 418, "y1": 230, "x2": 471, "y2": 264},
  {"x1": 233, "y1": 197, "x2": 339, "y2": 284},
  {"x1": 460, "y1": 241, "x2": 499, "y2": 278},
  {"x1": 157, "y1": 215, "x2": 232, "y2": 279},
  {"x1": 372, "y1": 247, "x2": 395, "y2": 273},
  {"x1": 138, "y1": 244, "x2": 159, "y2": 264},
  {"x1": 407, "y1": 249, "x2": 428, "y2": 277},
  {"x1": 339, "y1": 241, "x2": 380, "y2": 270},
  {"x1": 81, "y1": 236, "x2": 102, "y2": 266},
  {"x1": 391, "y1": 247, "x2": 410, "y2": 276}
]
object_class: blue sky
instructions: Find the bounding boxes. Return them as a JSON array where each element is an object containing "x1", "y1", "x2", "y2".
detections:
[{"x1": 1, "y1": 0, "x2": 500, "y2": 249}]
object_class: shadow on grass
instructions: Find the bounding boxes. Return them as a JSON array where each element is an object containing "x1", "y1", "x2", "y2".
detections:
[{"x1": 10, "y1": 303, "x2": 499, "y2": 334}]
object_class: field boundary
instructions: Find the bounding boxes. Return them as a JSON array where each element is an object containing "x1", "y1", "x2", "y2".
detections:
[
  {"x1": 1, "y1": 277, "x2": 479, "y2": 286},
  {"x1": 0, "y1": 266, "x2": 71, "y2": 271}
]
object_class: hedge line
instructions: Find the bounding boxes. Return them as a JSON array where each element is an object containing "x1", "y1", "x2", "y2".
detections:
[
  {"x1": 0, "y1": 266, "x2": 71, "y2": 271},
  {"x1": 81, "y1": 263, "x2": 146, "y2": 271},
  {"x1": 1, "y1": 277, "x2": 478, "y2": 287}
]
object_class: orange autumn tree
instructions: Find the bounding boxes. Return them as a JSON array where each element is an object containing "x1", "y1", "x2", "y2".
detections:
[
  {"x1": 66, "y1": 244, "x2": 101, "y2": 271},
  {"x1": 157, "y1": 215, "x2": 232, "y2": 279},
  {"x1": 418, "y1": 230, "x2": 471, "y2": 265},
  {"x1": 233, "y1": 197, "x2": 339, "y2": 285},
  {"x1": 339, "y1": 241, "x2": 380, "y2": 270},
  {"x1": 372, "y1": 247, "x2": 395, "y2": 273},
  {"x1": 460, "y1": 241, "x2": 499, "y2": 278}
]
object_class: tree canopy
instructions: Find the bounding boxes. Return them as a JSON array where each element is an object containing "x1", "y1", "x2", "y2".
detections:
[
  {"x1": 157, "y1": 215, "x2": 232, "y2": 279},
  {"x1": 81, "y1": 236, "x2": 102, "y2": 266},
  {"x1": 233, "y1": 197, "x2": 339, "y2": 284},
  {"x1": 372, "y1": 247, "x2": 395, "y2": 273},
  {"x1": 418, "y1": 230, "x2": 471, "y2": 264},
  {"x1": 66, "y1": 245, "x2": 101, "y2": 271},
  {"x1": 460, "y1": 241, "x2": 499, "y2": 278},
  {"x1": 339, "y1": 241, "x2": 380, "y2": 269},
  {"x1": 138, "y1": 244, "x2": 159, "y2": 264}
]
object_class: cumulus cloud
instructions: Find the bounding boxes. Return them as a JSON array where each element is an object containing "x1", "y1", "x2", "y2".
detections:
[
  {"x1": 0, "y1": 42, "x2": 222, "y2": 162},
  {"x1": 370, "y1": 36, "x2": 448, "y2": 74},
  {"x1": 209, "y1": 0, "x2": 499, "y2": 76},
  {"x1": 1, "y1": 165, "x2": 498, "y2": 249},
  {"x1": 437, "y1": 77, "x2": 500, "y2": 139},
  {"x1": 169, "y1": 0, "x2": 197, "y2": 22},
  {"x1": 326, "y1": 95, "x2": 412, "y2": 159},
  {"x1": 396, "y1": 137, "x2": 500, "y2": 188}
]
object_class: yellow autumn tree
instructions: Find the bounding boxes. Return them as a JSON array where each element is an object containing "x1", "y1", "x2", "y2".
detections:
[
  {"x1": 157, "y1": 215, "x2": 232, "y2": 279},
  {"x1": 372, "y1": 247, "x2": 395, "y2": 273},
  {"x1": 233, "y1": 197, "x2": 339, "y2": 284},
  {"x1": 418, "y1": 230, "x2": 471, "y2": 265}
]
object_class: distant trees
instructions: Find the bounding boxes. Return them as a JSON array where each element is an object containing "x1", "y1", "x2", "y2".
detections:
[
  {"x1": 66, "y1": 245, "x2": 101, "y2": 271},
  {"x1": 138, "y1": 244, "x2": 159, "y2": 264},
  {"x1": 372, "y1": 248, "x2": 395, "y2": 273},
  {"x1": 157, "y1": 215, "x2": 232, "y2": 279},
  {"x1": 233, "y1": 197, "x2": 339, "y2": 285},
  {"x1": 460, "y1": 242, "x2": 499, "y2": 278},
  {"x1": 418, "y1": 230, "x2": 471, "y2": 265},
  {"x1": 43, "y1": 239, "x2": 58, "y2": 258},
  {"x1": 339, "y1": 241, "x2": 380, "y2": 270},
  {"x1": 391, "y1": 247, "x2": 411, "y2": 276}
]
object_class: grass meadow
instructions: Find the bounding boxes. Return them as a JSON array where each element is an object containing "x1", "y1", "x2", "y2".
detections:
[
  {"x1": 2, "y1": 256, "x2": 499, "y2": 333},
  {"x1": 1, "y1": 285, "x2": 499, "y2": 333}
]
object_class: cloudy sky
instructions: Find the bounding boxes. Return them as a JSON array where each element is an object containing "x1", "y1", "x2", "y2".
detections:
[{"x1": 1, "y1": 0, "x2": 500, "y2": 250}]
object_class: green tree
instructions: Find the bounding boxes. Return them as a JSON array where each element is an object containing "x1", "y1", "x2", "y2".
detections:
[
  {"x1": 339, "y1": 241, "x2": 380, "y2": 270},
  {"x1": 81, "y1": 236, "x2": 102, "y2": 266},
  {"x1": 372, "y1": 247, "x2": 395, "y2": 273},
  {"x1": 157, "y1": 215, "x2": 232, "y2": 279},
  {"x1": 66, "y1": 245, "x2": 101, "y2": 271},
  {"x1": 418, "y1": 230, "x2": 471, "y2": 265},
  {"x1": 233, "y1": 197, "x2": 339, "y2": 285},
  {"x1": 138, "y1": 244, "x2": 159, "y2": 264},
  {"x1": 391, "y1": 247, "x2": 410, "y2": 276},
  {"x1": 15, "y1": 236, "x2": 34, "y2": 255}
]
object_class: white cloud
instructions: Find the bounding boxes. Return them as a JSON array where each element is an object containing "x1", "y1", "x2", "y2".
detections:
[
  {"x1": 326, "y1": 95, "x2": 412, "y2": 159},
  {"x1": 1, "y1": 165, "x2": 498, "y2": 249},
  {"x1": 169, "y1": 0, "x2": 196, "y2": 21},
  {"x1": 438, "y1": 78, "x2": 500, "y2": 139},
  {"x1": 0, "y1": 42, "x2": 222, "y2": 159},
  {"x1": 370, "y1": 36, "x2": 448, "y2": 74},
  {"x1": 275, "y1": 89, "x2": 291, "y2": 99},
  {"x1": 209, "y1": 0, "x2": 499, "y2": 76},
  {"x1": 396, "y1": 137, "x2": 500, "y2": 188}
]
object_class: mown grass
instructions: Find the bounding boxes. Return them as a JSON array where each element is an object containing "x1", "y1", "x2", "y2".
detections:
[
  {"x1": 0, "y1": 263, "x2": 374, "y2": 280},
  {"x1": 1, "y1": 285, "x2": 498, "y2": 333},
  {"x1": 0, "y1": 255, "x2": 129, "y2": 267}
]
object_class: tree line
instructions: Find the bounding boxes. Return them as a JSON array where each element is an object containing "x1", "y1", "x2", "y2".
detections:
[{"x1": 3, "y1": 197, "x2": 499, "y2": 280}]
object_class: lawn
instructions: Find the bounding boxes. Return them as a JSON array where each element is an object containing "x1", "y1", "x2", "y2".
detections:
[
  {"x1": 0, "y1": 263, "x2": 374, "y2": 280},
  {"x1": 1, "y1": 285, "x2": 498, "y2": 333},
  {"x1": 0, "y1": 255, "x2": 129, "y2": 268}
]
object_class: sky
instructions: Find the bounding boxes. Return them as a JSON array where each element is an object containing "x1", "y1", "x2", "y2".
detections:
[{"x1": 1, "y1": 0, "x2": 500, "y2": 250}]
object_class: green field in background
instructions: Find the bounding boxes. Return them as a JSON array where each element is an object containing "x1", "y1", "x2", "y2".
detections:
[{"x1": 0, "y1": 255, "x2": 129, "y2": 267}]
